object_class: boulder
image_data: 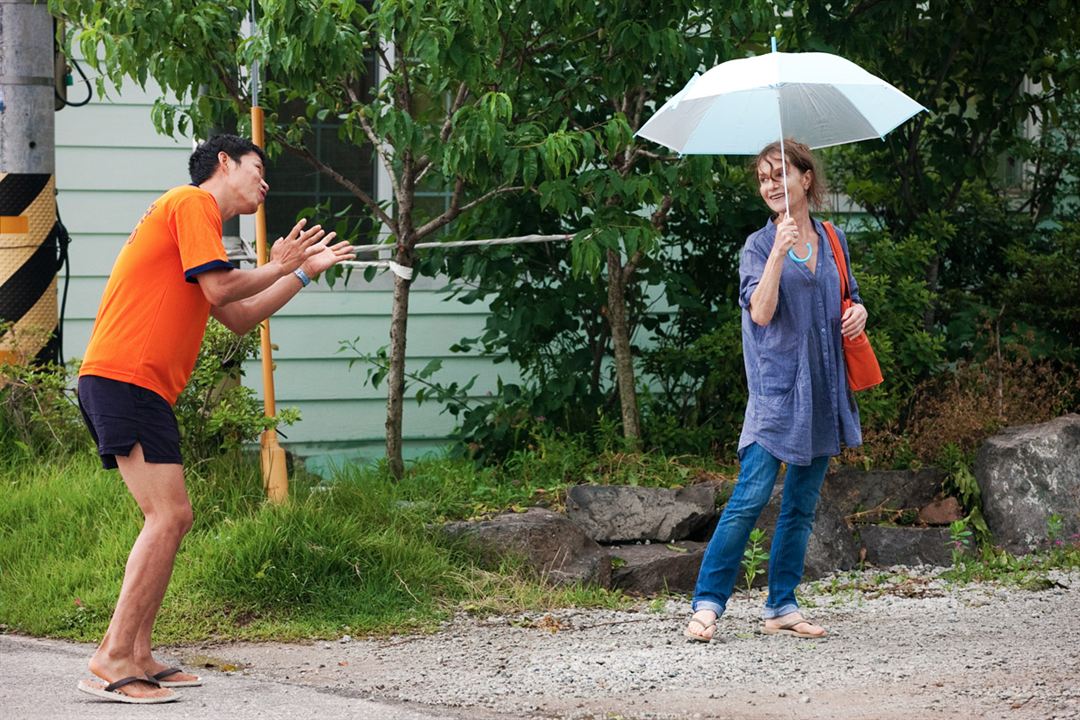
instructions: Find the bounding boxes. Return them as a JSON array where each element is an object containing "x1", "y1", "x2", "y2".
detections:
[
  {"x1": 443, "y1": 508, "x2": 611, "y2": 587},
  {"x1": 609, "y1": 541, "x2": 706, "y2": 595},
  {"x1": 751, "y1": 480, "x2": 861, "y2": 583},
  {"x1": 565, "y1": 484, "x2": 717, "y2": 543},
  {"x1": 975, "y1": 414, "x2": 1080, "y2": 554},
  {"x1": 821, "y1": 466, "x2": 946, "y2": 520},
  {"x1": 917, "y1": 497, "x2": 963, "y2": 526},
  {"x1": 860, "y1": 526, "x2": 953, "y2": 567}
]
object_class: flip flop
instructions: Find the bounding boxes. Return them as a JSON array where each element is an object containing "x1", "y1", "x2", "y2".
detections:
[
  {"x1": 152, "y1": 667, "x2": 203, "y2": 688},
  {"x1": 76, "y1": 675, "x2": 178, "y2": 704},
  {"x1": 684, "y1": 615, "x2": 717, "y2": 643},
  {"x1": 762, "y1": 615, "x2": 827, "y2": 639}
]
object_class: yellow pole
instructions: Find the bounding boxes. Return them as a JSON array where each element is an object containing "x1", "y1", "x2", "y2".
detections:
[{"x1": 251, "y1": 106, "x2": 289, "y2": 504}]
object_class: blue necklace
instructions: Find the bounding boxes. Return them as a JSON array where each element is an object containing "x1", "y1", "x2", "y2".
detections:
[{"x1": 788, "y1": 243, "x2": 813, "y2": 263}]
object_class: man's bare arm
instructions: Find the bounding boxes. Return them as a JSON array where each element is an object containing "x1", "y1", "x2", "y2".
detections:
[
  {"x1": 196, "y1": 219, "x2": 328, "y2": 306},
  {"x1": 210, "y1": 237, "x2": 355, "y2": 335}
]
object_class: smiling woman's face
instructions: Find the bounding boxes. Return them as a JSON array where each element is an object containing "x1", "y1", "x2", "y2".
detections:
[{"x1": 756, "y1": 153, "x2": 809, "y2": 216}]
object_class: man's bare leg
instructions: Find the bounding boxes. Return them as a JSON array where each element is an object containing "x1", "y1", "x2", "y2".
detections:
[
  {"x1": 85, "y1": 443, "x2": 192, "y2": 700},
  {"x1": 133, "y1": 597, "x2": 200, "y2": 684}
]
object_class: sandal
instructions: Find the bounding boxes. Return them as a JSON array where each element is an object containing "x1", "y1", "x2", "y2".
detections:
[
  {"x1": 151, "y1": 667, "x2": 203, "y2": 688},
  {"x1": 684, "y1": 612, "x2": 717, "y2": 643},
  {"x1": 762, "y1": 614, "x2": 827, "y2": 639},
  {"x1": 76, "y1": 675, "x2": 178, "y2": 704}
]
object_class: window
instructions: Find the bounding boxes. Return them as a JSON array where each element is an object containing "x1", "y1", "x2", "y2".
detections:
[{"x1": 265, "y1": 54, "x2": 379, "y2": 254}]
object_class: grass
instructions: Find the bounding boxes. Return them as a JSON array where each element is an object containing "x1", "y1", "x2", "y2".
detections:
[
  {"x1": 354, "y1": 431, "x2": 734, "y2": 523},
  {"x1": 798, "y1": 541, "x2": 1080, "y2": 610},
  {"x1": 941, "y1": 542, "x2": 1080, "y2": 589},
  {"x1": 0, "y1": 447, "x2": 638, "y2": 644},
  {"x1": 11, "y1": 428, "x2": 1074, "y2": 647}
]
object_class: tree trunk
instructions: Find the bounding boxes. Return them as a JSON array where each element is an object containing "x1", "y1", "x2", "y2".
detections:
[
  {"x1": 384, "y1": 247, "x2": 413, "y2": 480},
  {"x1": 605, "y1": 249, "x2": 641, "y2": 446}
]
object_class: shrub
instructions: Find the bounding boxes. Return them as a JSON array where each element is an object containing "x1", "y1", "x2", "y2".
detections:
[
  {"x1": 639, "y1": 315, "x2": 747, "y2": 457},
  {"x1": 0, "y1": 359, "x2": 88, "y2": 459},
  {"x1": 173, "y1": 319, "x2": 300, "y2": 465},
  {"x1": 904, "y1": 353, "x2": 1078, "y2": 464}
]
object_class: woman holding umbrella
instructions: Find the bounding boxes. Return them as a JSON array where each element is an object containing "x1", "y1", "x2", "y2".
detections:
[{"x1": 684, "y1": 139, "x2": 866, "y2": 642}]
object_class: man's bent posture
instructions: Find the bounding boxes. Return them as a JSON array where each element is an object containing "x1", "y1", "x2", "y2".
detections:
[{"x1": 75, "y1": 135, "x2": 355, "y2": 703}]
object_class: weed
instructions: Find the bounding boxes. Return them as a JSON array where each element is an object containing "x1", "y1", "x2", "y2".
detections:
[
  {"x1": 741, "y1": 527, "x2": 768, "y2": 592},
  {"x1": 0, "y1": 350, "x2": 87, "y2": 459},
  {"x1": 647, "y1": 596, "x2": 669, "y2": 613},
  {"x1": 949, "y1": 518, "x2": 974, "y2": 566},
  {"x1": 1046, "y1": 514, "x2": 1064, "y2": 548},
  {"x1": 905, "y1": 349, "x2": 1079, "y2": 463},
  {"x1": 937, "y1": 444, "x2": 990, "y2": 537},
  {"x1": 941, "y1": 514, "x2": 1080, "y2": 587}
]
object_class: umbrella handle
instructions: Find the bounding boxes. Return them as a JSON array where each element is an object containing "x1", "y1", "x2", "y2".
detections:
[{"x1": 788, "y1": 244, "x2": 813, "y2": 263}]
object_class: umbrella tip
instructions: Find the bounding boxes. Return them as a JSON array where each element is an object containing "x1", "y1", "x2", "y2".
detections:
[{"x1": 771, "y1": 36, "x2": 777, "y2": 53}]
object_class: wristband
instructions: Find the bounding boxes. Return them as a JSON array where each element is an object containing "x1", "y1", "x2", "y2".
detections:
[{"x1": 293, "y1": 267, "x2": 311, "y2": 287}]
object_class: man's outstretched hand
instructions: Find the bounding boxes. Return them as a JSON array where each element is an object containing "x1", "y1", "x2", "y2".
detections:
[
  {"x1": 270, "y1": 219, "x2": 332, "y2": 272},
  {"x1": 269, "y1": 218, "x2": 356, "y2": 278},
  {"x1": 303, "y1": 236, "x2": 357, "y2": 276}
]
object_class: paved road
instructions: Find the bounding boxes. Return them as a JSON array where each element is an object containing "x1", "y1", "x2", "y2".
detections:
[{"x1": 0, "y1": 634, "x2": 451, "y2": 720}]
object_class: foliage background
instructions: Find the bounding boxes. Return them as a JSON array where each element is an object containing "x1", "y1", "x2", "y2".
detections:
[
  {"x1": 423, "y1": 0, "x2": 1080, "y2": 468},
  {"x1": 43, "y1": 0, "x2": 1080, "y2": 471}
]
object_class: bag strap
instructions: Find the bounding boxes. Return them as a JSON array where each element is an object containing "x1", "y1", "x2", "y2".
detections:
[{"x1": 822, "y1": 221, "x2": 850, "y2": 301}]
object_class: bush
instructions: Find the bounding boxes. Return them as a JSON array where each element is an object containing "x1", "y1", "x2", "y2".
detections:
[
  {"x1": 0, "y1": 359, "x2": 88, "y2": 459},
  {"x1": 639, "y1": 314, "x2": 747, "y2": 456},
  {"x1": 173, "y1": 319, "x2": 300, "y2": 465},
  {"x1": 904, "y1": 353, "x2": 1079, "y2": 463}
]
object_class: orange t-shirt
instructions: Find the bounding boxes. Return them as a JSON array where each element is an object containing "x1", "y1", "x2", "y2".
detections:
[{"x1": 80, "y1": 185, "x2": 234, "y2": 405}]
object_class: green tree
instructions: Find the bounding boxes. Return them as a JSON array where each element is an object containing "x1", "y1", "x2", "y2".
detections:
[
  {"x1": 555, "y1": 2, "x2": 774, "y2": 447},
  {"x1": 790, "y1": 0, "x2": 1079, "y2": 325},
  {"x1": 785, "y1": 0, "x2": 1080, "y2": 428},
  {"x1": 445, "y1": 2, "x2": 773, "y2": 449},
  {"x1": 51, "y1": 0, "x2": 591, "y2": 478}
]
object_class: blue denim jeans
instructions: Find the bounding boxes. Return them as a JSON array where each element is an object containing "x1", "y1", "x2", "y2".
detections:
[{"x1": 692, "y1": 443, "x2": 829, "y2": 619}]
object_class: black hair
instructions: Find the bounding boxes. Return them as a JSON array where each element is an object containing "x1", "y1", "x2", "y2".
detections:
[{"x1": 188, "y1": 134, "x2": 268, "y2": 185}]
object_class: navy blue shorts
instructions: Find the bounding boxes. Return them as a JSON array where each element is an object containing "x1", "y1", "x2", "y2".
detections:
[{"x1": 77, "y1": 375, "x2": 183, "y2": 470}]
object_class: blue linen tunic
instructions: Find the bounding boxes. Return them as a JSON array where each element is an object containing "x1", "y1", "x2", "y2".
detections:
[{"x1": 736, "y1": 217, "x2": 863, "y2": 466}]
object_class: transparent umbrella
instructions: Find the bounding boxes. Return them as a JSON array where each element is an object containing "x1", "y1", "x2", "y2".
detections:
[{"x1": 636, "y1": 39, "x2": 926, "y2": 261}]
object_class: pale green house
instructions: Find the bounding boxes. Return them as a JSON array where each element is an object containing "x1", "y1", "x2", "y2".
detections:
[{"x1": 55, "y1": 78, "x2": 514, "y2": 470}]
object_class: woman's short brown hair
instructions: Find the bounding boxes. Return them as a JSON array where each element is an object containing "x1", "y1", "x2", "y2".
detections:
[{"x1": 753, "y1": 138, "x2": 827, "y2": 211}]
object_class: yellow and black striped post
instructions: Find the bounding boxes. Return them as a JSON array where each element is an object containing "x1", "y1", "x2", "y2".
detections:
[
  {"x1": 0, "y1": 0, "x2": 59, "y2": 365},
  {"x1": 0, "y1": 173, "x2": 57, "y2": 365}
]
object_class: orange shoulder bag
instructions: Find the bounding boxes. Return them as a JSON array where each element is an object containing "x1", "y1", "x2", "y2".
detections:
[{"x1": 823, "y1": 221, "x2": 883, "y2": 392}]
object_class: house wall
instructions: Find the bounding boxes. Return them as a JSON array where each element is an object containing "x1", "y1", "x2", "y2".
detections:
[{"x1": 55, "y1": 78, "x2": 515, "y2": 472}]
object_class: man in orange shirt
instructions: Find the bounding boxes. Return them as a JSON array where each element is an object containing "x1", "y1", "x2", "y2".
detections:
[{"x1": 75, "y1": 135, "x2": 355, "y2": 704}]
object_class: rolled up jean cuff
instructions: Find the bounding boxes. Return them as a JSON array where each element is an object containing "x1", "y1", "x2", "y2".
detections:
[
  {"x1": 762, "y1": 602, "x2": 800, "y2": 619},
  {"x1": 691, "y1": 599, "x2": 725, "y2": 617}
]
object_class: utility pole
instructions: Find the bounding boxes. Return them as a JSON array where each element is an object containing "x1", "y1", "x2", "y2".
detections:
[{"x1": 0, "y1": 0, "x2": 58, "y2": 365}]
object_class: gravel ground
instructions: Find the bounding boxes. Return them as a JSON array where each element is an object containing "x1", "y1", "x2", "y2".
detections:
[{"x1": 164, "y1": 565, "x2": 1080, "y2": 720}]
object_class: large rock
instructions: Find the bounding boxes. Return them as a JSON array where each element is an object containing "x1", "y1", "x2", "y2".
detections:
[
  {"x1": 443, "y1": 508, "x2": 611, "y2": 587},
  {"x1": 821, "y1": 466, "x2": 946, "y2": 520},
  {"x1": 860, "y1": 526, "x2": 953, "y2": 567},
  {"x1": 565, "y1": 484, "x2": 717, "y2": 543},
  {"x1": 975, "y1": 414, "x2": 1080, "y2": 554},
  {"x1": 751, "y1": 479, "x2": 861, "y2": 583},
  {"x1": 608, "y1": 541, "x2": 706, "y2": 595}
]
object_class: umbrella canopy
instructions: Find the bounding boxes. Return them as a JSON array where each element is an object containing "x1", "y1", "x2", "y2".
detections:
[
  {"x1": 638, "y1": 46, "x2": 926, "y2": 262},
  {"x1": 636, "y1": 50, "x2": 926, "y2": 155}
]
